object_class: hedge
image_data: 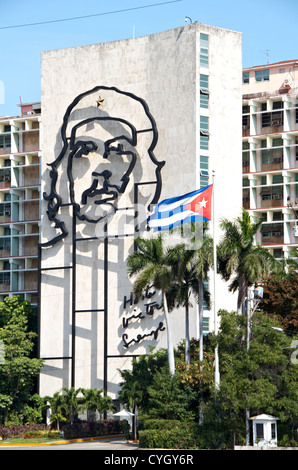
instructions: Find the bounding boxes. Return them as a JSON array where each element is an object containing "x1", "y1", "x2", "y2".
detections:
[
  {"x1": 138, "y1": 420, "x2": 200, "y2": 449},
  {"x1": 61, "y1": 419, "x2": 126, "y2": 440},
  {"x1": 0, "y1": 424, "x2": 48, "y2": 440}
]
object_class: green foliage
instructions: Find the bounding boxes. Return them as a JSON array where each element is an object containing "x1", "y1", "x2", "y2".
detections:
[
  {"x1": 139, "y1": 421, "x2": 200, "y2": 449},
  {"x1": 262, "y1": 272, "x2": 298, "y2": 334},
  {"x1": 0, "y1": 296, "x2": 44, "y2": 424},
  {"x1": 43, "y1": 387, "x2": 115, "y2": 429},
  {"x1": 145, "y1": 368, "x2": 196, "y2": 421},
  {"x1": 80, "y1": 388, "x2": 115, "y2": 420},
  {"x1": 217, "y1": 209, "x2": 279, "y2": 312},
  {"x1": 118, "y1": 349, "x2": 168, "y2": 414},
  {"x1": 118, "y1": 309, "x2": 298, "y2": 448},
  {"x1": 216, "y1": 309, "x2": 298, "y2": 438}
]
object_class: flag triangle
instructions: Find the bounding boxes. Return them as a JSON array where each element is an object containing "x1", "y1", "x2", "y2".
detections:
[{"x1": 184, "y1": 184, "x2": 213, "y2": 220}]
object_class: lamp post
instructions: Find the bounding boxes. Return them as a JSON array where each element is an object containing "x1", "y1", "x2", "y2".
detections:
[{"x1": 185, "y1": 16, "x2": 192, "y2": 24}]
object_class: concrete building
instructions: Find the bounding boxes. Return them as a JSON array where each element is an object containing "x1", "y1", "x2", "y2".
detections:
[
  {"x1": 0, "y1": 102, "x2": 41, "y2": 305},
  {"x1": 242, "y1": 60, "x2": 298, "y2": 260},
  {"x1": 36, "y1": 22, "x2": 242, "y2": 398}
]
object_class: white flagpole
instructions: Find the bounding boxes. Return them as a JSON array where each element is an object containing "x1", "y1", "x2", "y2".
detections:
[{"x1": 212, "y1": 170, "x2": 220, "y2": 390}]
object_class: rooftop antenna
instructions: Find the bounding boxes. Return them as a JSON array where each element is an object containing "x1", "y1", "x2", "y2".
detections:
[{"x1": 260, "y1": 50, "x2": 270, "y2": 64}]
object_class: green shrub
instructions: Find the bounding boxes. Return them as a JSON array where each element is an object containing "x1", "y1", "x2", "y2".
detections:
[
  {"x1": 61, "y1": 419, "x2": 126, "y2": 439},
  {"x1": 138, "y1": 420, "x2": 200, "y2": 449},
  {"x1": 0, "y1": 424, "x2": 48, "y2": 440}
]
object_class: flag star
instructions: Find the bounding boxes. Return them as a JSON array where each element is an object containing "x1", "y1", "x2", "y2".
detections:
[{"x1": 199, "y1": 198, "x2": 208, "y2": 208}]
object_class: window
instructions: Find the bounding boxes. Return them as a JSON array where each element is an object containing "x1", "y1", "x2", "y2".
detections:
[
  {"x1": 272, "y1": 138, "x2": 282, "y2": 147},
  {"x1": 200, "y1": 156, "x2": 209, "y2": 188},
  {"x1": 0, "y1": 203, "x2": 11, "y2": 217},
  {"x1": 0, "y1": 135, "x2": 11, "y2": 149},
  {"x1": 271, "y1": 423, "x2": 276, "y2": 440},
  {"x1": 200, "y1": 116, "x2": 209, "y2": 131},
  {"x1": 200, "y1": 48, "x2": 208, "y2": 67},
  {"x1": 272, "y1": 101, "x2": 283, "y2": 110},
  {"x1": 203, "y1": 317, "x2": 209, "y2": 334},
  {"x1": 255, "y1": 69, "x2": 269, "y2": 82},
  {"x1": 261, "y1": 213, "x2": 267, "y2": 222},
  {"x1": 243, "y1": 178, "x2": 249, "y2": 187},
  {"x1": 0, "y1": 239, "x2": 10, "y2": 251},
  {"x1": 273, "y1": 212, "x2": 283, "y2": 221},
  {"x1": 243, "y1": 72, "x2": 249, "y2": 84},
  {"x1": 200, "y1": 33, "x2": 209, "y2": 68},
  {"x1": 256, "y1": 423, "x2": 264, "y2": 439},
  {"x1": 200, "y1": 155, "x2": 209, "y2": 170},
  {"x1": 0, "y1": 169, "x2": 11, "y2": 183},
  {"x1": 0, "y1": 273, "x2": 10, "y2": 285},
  {"x1": 200, "y1": 92, "x2": 209, "y2": 109},
  {"x1": 272, "y1": 174, "x2": 282, "y2": 184},
  {"x1": 261, "y1": 176, "x2": 266, "y2": 185},
  {"x1": 200, "y1": 135, "x2": 209, "y2": 150},
  {"x1": 200, "y1": 74, "x2": 209, "y2": 89}
]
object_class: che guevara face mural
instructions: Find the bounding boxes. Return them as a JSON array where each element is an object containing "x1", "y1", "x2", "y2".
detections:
[{"x1": 42, "y1": 86, "x2": 165, "y2": 246}]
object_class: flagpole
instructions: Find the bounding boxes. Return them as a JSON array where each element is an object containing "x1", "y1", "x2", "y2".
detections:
[{"x1": 212, "y1": 170, "x2": 220, "y2": 390}]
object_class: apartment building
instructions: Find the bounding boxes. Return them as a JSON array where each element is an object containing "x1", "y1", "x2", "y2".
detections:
[
  {"x1": 0, "y1": 102, "x2": 41, "y2": 305},
  {"x1": 242, "y1": 60, "x2": 298, "y2": 260}
]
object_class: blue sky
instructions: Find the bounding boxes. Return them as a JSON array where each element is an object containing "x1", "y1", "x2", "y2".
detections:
[{"x1": 0, "y1": 0, "x2": 297, "y2": 116}]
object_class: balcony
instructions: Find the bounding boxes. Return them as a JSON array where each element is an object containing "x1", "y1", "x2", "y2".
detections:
[
  {"x1": 260, "y1": 149, "x2": 283, "y2": 172},
  {"x1": 259, "y1": 186, "x2": 283, "y2": 209},
  {"x1": 261, "y1": 223, "x2": 284, "y2": 245}
]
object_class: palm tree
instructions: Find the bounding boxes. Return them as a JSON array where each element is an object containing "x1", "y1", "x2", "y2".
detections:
[
  {"x1": 193, "y1": 233, "x2": 213, "y2": 361},
  {"x1": 118, "y1": 369, "x2": 143, "y2": 440},
  {"x1": 167, "y1": 246, "x2": 197, "y2": 364},
  {"x1": 61, "y1": 386, "x2": 83, "y2": 425},
  {"x1": 80, "y1": 388, "x2": 114, "y2": 421},
  {"x1": 167, "y1": 226, "x2": 213, "y2": 364},
  {"x1": 217, "y1": 209, "x2": 279, "y2": 314},
  {"x1": 126, "y1": 233, "x2": 176, "y2": 375},
  {"x1": 43, "y1": 391, "x2": 67, "y2": 431}
]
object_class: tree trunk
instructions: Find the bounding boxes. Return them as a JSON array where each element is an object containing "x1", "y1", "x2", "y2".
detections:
[
  {"x1": 185, "y1": 299, "x2": 190, "y2": 364},
  {"x1": 132, "y1": 402, "x2": 137, "y2": 441},
  {"x1": 163, "y1": 292, "x2": 175, "y2": 375},
  {"x1": 198, "y1": 280, "x2": 204, "y2": 424},
  {"x1": 198, "y1": 280, "x2": 204, "y2": 363},
  {"x1": 237, "y1": 278, "x2": 248, "y2": 315}
]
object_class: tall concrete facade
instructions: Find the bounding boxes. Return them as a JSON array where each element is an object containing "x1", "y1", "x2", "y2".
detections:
[
  {"x1": 242, "y1": 60, "x2": 298, "y2": 259},
  {"x1": 39, "y1": 23, "x2": 242, "y2": 397},
  {"x1": 0, "y1": 102, "x2": 41, "y2": 305}
]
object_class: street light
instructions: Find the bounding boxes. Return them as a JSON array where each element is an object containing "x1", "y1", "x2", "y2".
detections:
[{"x1": 185, "y1": 16, "x2": 192, "y2": 23}]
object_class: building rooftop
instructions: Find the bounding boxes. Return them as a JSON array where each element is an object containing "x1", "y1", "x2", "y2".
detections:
[{"x1": 243, "y1": 59, "x2": 298, "y2": 72}]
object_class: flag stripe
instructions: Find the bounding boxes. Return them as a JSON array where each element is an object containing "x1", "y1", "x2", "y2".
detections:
[{"x1": 148, "y1": 184, "x2": 213, "y2": 232}]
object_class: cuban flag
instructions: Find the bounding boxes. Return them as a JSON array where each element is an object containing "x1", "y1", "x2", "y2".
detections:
[{"x1": 148, "y1": 184, "x2": 213, "y2": 232}]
